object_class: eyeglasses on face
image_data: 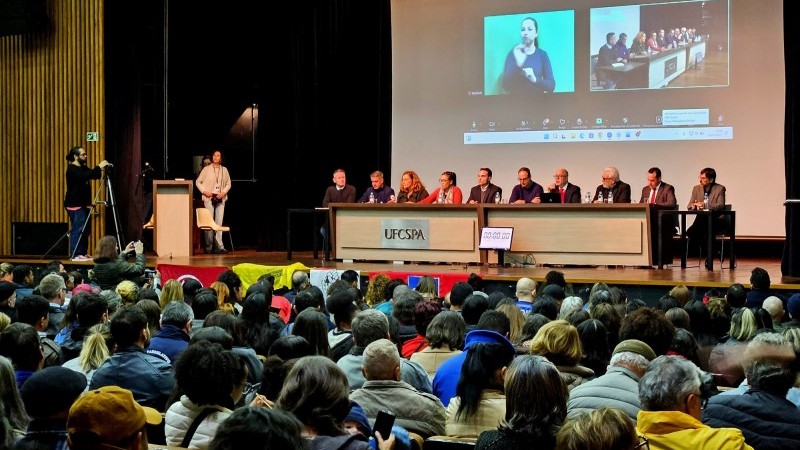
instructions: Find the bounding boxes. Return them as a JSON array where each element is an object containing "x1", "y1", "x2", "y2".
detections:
[
  {"x1": 634, "y1": 435, "x2": 649, "y2": 450},
  {"x1": 242, "y1": 382, "x2": 261, "y2": 396}
]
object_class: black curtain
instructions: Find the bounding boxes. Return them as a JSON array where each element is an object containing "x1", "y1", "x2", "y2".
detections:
[{"x1": 782, "y1": 0, "x2": 799, "y2": 279}]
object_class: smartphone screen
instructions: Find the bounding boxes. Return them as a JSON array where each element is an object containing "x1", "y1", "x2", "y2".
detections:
[{"x1": 373, "y1": 410, "x2": 395, "y2": 440}]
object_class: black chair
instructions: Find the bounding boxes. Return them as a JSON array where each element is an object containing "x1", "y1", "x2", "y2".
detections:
[{"x1": 685, "y1": 204, "x2": 734, "y2": 268}]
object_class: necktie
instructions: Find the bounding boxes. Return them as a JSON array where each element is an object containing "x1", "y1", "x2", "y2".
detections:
[
  {"x1": 649, "y1": 189, "x2": 656, "y2": 204},
  {"x1": 559, "y1": 187, "x2": 565, "y2": 203}
]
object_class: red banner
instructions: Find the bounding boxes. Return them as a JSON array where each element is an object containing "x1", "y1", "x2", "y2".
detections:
[
  {"x1": 156, "y1": 263, "x2": 229, "y2": 288},
  {"x1": 369, "y1": 271, "x2": 469, "y2": 298}
]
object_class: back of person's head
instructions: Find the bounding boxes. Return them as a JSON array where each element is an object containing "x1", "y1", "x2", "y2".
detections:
[
  {"x1": 174, "y1": 340, "x2": 246, "y2": 408},
  {"x1": 414, "y1": 301, "x2": 442, "y2": 337},
  {"x1": 706, "y1": 297, "x2": 731, "y2": 339},
  {"x1": 78, "y1": 323, "x2": 114, "y2": 373},
  {"x1": 362, "y1": 339, "x2": 401, "y2": 381},
  {"x1": 268, "y1": 335, "x2": 313, "y2": 361},
  {"x1": 515, "y1": 277, "x2": 537, "y2": 301},
  {"x1": 190, "y1": 326, "x2": 233, "y2": 349},
  {"x1": 135, "y1": 299, "x2": 161, "y2": 336},
  {"x1": 364, "y1": 274, "x2": 390, "y2": 306},
  {"x1": 291, "y1": 309, "x2": 330, "y2": 357},
  {"x1": 0, "y1": 355, "x2": 29, "y2": 434},
  {"x1": 726, "y1": 283, "x2": 747, "y2": 308},
  {"x1": 192, "y1": 288, "x2": 220, "y2": 320},
  {"x1": 668, "y1": 285, "x2": 692, "y2": 307},
  {"x1": 476, "y1": 309, "x2": 510, "y2": 336},
  {"x1": 751, "y1": 307, "x2": 774, "y2": 332},
  {"x1": 392, "y1": 290, "x2": 424, "y2": 325},
  {"x1": 588, "y1": 289, "x2": 612, "y2": 309},
  {"x1": 729, "y1": 307, "x2": 758, "y2": 341},
  {"x1": 38, "y1": 273, "x2": 66, "y2": 300},
  {"x1": 531, "y1": 320, "x2": 582, "y2": 366},
  {"x1": 639, "y1": 355, "x2": 702, "y2": 412},
  {"x1": 181, "y1": 277, "x2": 203, "y2": 304},
  {"x1": 501, "y1": 355, "x2": 568, "y2": 439},
  {"x1": 683, "y1": 300, "x2": 713, "y2": 343},
  {"x1": 496, "y1": 304, "x2": 524, "y2": 344},
  {"x1": 544, "y1": 270, "x2": 567, "y2": 289},
  {"x1": 566, "y1": 309, "x2": 590, "y2": 327},
  {"x1": 15, "y1": 294, "x2": 50, "y2": 327},
  {"x1": 590, "y1": 303, "x2": 620, "y2": 335},
  {"x1": 291, "y1": 271, "x2": 310, "y2": 290},
  {"x1": 340, "y1": 269, "x2": 359, "y2": 286},
  {"x1": 461, "y1": 294, "x2": 489, "y2": 325},
  {"x1": 619, "y1": 307, "x2": 675, "y2": 356},
  {"x1": 449, "y1": 282, "x2": 474, "y2": 308},
  {"x1": 217, "y1": 270, "x2": 243, "y2": 298},
  {"x1": 385, "y1": 278, "x2": 407, "y2": 301},
  {"x1": 204, "y1": 310, "x2": 244, "y2": 346},
  {"x1": 351, "y1": 309, "x2": 389, "y2": 347},
  {"x1": 110, "y1": 305, "x2": 148, "y2": 348},
  {"x1": 159, "y1": 279, "x2": 184, "y2": 309},
  {"x1": 11, "y1": 264, "x2": 32, "y2": 285},
  {"x1": 326, "y1": 289, "x2": 358, "y2": 327},
  {"x1": 750, "y1": 267, "x2": 771, "y2": 290},
  {"x1": 425, "y1": 310, "x2": 465, "y2": 350},
  {"x1": 99, "y1": 289, "x2": 122, "y2": 316},
  {"x1": 609, "y1": 340, "x2": 654, "y2": 376},
  {"x1": 557, "y1": 407, "x2": 637, "y2": 450},
  {"x1": 75, "y1": 292, "x2": 109, "y2": 328},
  {"x1": 115, "y1": 280, "x2": 139, "y2": 305},
  {"x1": 625, "y1": 299, "x2": 646, "y2": 315},
  {"x1": 519, "y1": 314, "x2": 550, "y2": 343},
  {"x1": 486, "y1": 291, "x2": 512, "y2": 310},
  {"x1": 240, "y1": 292, "x2": 271, "y2": 324},
  {"x1": 325, "y1": 279, "x2": 352, "y2": 298},
  {"x1": 577, "y1": 319, "x2": 610, "y2": 358},
  {"x1": 665, "y1": 307, "x2": 691, "y2": 331},
  {"x1": 208, "y1": 407, "x2": 306, "y2": 450},
  {"x1": 456, "y1": 341, "x2": 516, "y2": 420},
  {"x1": 588, "y1": 283, "x2": 610, "y2": 305},
  {"x1": 669, "y1": 328, "x2": 700, "y2": 366},
  {"x1": 656, "y1": 295, "x2": 678, "y2": 313},
  {"x1": 531, "y1": 296, "x2": 559, "y2": 320},
  {"x1": 559, "y1": 296, "x2": 583, "y2": 320},
  {"x1": 0, "y1": 322, "x2": 42, "y2": 371},
  {"x1": 20, "y1": 366, "x2": 87, "y2": 419},
  {"x1": 244, "y1": 283, "x2": 271, "y2": 301},
  {"x1": 294, "y1": 288, "x2": 324, "y2": 314},
  {"x1": 161, "y1": 300, "x2": 193, "y2": 329},
  {"x1": 467, "y1": 273, "x2": 485, "y2": 292},
  {"x1": 277, "y1": 355, "x2": 351, "y2": 436},
  {"x1": 744, "y1": 332, "x2": 797, "y2": 395}
]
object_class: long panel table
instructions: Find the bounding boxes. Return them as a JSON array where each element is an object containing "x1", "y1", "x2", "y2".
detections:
[
  {"x1": 484, "y1": 204, "x2": 652, "y2": 266},
  {"x1": 328, "y1": 203, "x2": 652, "y2": 266}
]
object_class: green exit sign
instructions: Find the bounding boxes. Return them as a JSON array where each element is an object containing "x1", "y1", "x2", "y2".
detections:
[{"x1": 86, "y1": 132, "x2": 99, "y2": 142}]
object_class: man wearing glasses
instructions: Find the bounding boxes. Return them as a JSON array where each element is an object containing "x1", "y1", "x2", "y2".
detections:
[
  {"x1": 636, "y1": 355, "x2": 752, "y2": 450},
  {"x1": 509, "y1": 167, "x2": 543, "y2": 203},
  {"x1": 593, "y1": 166, "x2": 631, "y2": 203},
  {"x1": 545, "y1": 167, "x2": 582, "y2": 203}
]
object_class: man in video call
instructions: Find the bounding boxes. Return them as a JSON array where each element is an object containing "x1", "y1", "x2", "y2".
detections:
[{"x1": 598, "y1": 32, "x2": 625, "y2": 89}]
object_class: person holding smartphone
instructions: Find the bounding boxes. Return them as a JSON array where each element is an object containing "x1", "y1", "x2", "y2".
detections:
[{"x1": 91, "y1": 236, "x2": 146, "y2": 291}]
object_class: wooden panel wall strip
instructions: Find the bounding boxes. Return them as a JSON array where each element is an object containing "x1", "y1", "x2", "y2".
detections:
[{"x1": 0, "y1": 1, "x2": 105, "y2": 257}]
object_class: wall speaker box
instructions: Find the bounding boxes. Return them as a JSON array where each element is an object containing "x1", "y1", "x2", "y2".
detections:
[{"x1": 12, "y1": 222, "x2": 69, "y2": 256}]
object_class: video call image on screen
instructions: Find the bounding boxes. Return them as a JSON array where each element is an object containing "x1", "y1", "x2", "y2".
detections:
[{"x1": 461, "y1": 0, "x2": 733, "y2": 144}]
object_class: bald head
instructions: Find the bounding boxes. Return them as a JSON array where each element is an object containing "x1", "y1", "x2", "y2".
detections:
[
  {"x1": 516, "y1": 277, "x2": 537, "y2": 302},
  {"x1": 762, "y1": 296, "x2": 784, "y2": 323}
]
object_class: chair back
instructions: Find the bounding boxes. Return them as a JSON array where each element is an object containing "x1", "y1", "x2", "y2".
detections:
[
  {"x1": 196, "y1": 208, "x2": 215, "y2": 229},
  {"x1": 423, "y1": 436, "x2": 477, "y2": 450}
]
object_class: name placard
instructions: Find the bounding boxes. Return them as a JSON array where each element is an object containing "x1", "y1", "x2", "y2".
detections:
[{"x1": 381, "y1": 219, "x2": 430, "y2": 249}]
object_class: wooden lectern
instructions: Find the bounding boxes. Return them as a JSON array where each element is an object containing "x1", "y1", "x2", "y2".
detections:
[{"x1": 153, "y1": 180, "x2": 194, "y2": 257}]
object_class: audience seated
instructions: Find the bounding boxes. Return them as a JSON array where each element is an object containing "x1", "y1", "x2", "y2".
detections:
[
  {"x1": 61, "y1": 322, "x2": 113, "y2": 389},
  {"x1": 208, "y1": 407, "x2": 306, "y2": 450},
  {"x1": 17, "y1": 366, "x2": 86, "y2": 449},
  {"x1": 530, "y1": 320, "x2": 594, "y2": 390},
  {"x1": 0, "y1": 355, "x2": 29, "y2": 442},
  {"x1": 557, "y1": 407, "x2": 639, "y2": 450},
  {"x1": 146, "y1": 300, "x2": 193, "y2": 365},
  {"x1": 409, "y1": 310, "x2": 465, "y2": 378}
]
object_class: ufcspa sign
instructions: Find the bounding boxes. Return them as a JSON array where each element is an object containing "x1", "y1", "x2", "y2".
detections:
[{"x1": 381, "y1": 219, "x2": 430, "y2": 249}]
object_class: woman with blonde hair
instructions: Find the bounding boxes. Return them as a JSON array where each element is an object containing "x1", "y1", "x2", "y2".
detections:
[
  {"x1": 668, "y1": 285, "x2": 692, "y2": 307},
  {"x1": 496, "y1": 304, "x2": 524, "y2": 345},
  {"x1": 556, "y1": 407, "x2": 639, "y2": 450},
  {"x1": 0, "y1": 262, "x2": 14, "y2": 282},
  {"x1": 394, "y1": 170, "x2": 429, "y2": 203},
  {"x1": 210, "y1": 281, "x2": 235, "y2": 314},
  {"x1": 630, "y1": 31, "x2": 648, "y2": 56},
  {"x1": 414, "y1": 275, "x2": 438, "y2": 302},
  {"x1": 365, "y1": 274, "x2": 391, "y2": 308},
  {"x1": 62, "y1": 323, "x2": 114, "y2": 389},
  {"x1": 530, "y1": 320, "x2": 594, "y2": 390},
  {"x1": 115, "y1": 279, "x2": 140, "y2": 305},
  {"x1": 160, "y1": 279, "x2": 184, "y2": 310}
]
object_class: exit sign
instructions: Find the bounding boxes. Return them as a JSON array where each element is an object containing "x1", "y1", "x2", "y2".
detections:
[{"x1": 86, "y1": 132, "x2": 99, "y2": 142}]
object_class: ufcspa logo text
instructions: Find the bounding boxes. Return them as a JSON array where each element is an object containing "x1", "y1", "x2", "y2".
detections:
[{"x1": 381, "y1": 219, "x2": 430, "y2": 249}]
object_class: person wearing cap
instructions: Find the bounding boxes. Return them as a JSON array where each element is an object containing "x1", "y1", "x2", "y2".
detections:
[
  {"x1": 68, "y1": 385, "x2": 163, "y2": 450},
  {"x1": 433, "y1": 317, "x2": 513, "y2": 407},
  {"x1": 17, "y1": 366, "x2": 87, "y2": 449},
  {"x1": 89, "y1": 305, "x2": 175, "y2": 410},
  {"x1": 349, "y1": 339, "x2": 446, "y2": 438},
  {"x1": 637, "y1": 355, "x2": 752, "y2": 450},
  {"x1": 785, "y1": 294, "x2": 800, "y2": 329},
  {"x1": 567, "y1": 339, "x2": 656, "y2": 422},
  {"x1": 514, "y1": 278, "x2": 537, "y2": 314}
]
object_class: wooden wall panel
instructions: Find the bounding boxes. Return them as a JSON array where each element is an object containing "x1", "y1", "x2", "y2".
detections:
[{"x1": 0, "y1": 1, "x2": 105, "y2": 256}]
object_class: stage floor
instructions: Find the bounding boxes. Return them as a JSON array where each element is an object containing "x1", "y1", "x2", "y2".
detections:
[
  {"x1": 7, "y1": 249, "x2": 797, "y2": 292},
  {"x1": 147, "y1": 250, "x2": 797, "y2": 291}
]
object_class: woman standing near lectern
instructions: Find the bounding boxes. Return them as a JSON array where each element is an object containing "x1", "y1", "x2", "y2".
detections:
[{"x1": 196, "y1": 150, "x2": 231, "y2": 254}]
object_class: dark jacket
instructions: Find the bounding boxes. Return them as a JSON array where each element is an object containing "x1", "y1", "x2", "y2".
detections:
[
  {"x1": 92, "y1": 253, "x2": 146, "y2": 290},
  {"x1": 703, "y1": 388, "x2": 800, "y2": 450},
  {"x1": 307, "y1": 434, "x2": 370, "y2": 450},
  {"x1": 147, "y1": 325, "x2": 190, "y2": 365},
  {"x1": 476, "y1": 429, "x2": 555, "y2": 450},
  {"x1": 90, "y1": 345, "x2": 175, "y2": 411},
  {"x1": 64, "y1": 164, "x2": 102, "y2": 208}
]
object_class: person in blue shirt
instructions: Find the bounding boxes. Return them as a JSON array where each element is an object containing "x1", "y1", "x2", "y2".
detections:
[
  {"x1": 509, "y1": 167, "x2": 543, "y2": 204},
  {"x1": 502, "y1": 16, "x2": 555, "y2": 94},
  {"x1": 358, "y1": 171, "x2": 395, "y2": 203}
]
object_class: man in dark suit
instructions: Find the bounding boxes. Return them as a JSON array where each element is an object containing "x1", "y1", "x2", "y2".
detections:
[
  {"x1": 546, "y1": 167, "x2": 582, "y2": 203},
  {"x1": 467, "y1": 167, "x2": 502, "y2": 203},
  {"x1": 640, "y1": 167, "x2": 678, "y2": 266},
  {"x1": 686, "y1": 167, "x2": 727, "y2": 268},
  {"x1": 322, "y1": 168, "x2": 357, "y2": 206},
  {"x1": 593, "y1": 166, "x2": 631, "y2": 204},
  {"x1": 597, "y1": 32, "x2": 624, "y2": 89}
]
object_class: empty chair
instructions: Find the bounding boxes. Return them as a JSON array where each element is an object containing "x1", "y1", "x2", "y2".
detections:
[{"x1": 195, "y1": 208, "x2": 234, "y2": 253}]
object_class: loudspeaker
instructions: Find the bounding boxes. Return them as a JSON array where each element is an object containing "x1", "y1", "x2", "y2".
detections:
[
  {"x1": 0, "y1": 0, "x2": 48, "y2": 37},
  {"x1": 12, "y1": 222, "x2": 69, "y2": 256}
]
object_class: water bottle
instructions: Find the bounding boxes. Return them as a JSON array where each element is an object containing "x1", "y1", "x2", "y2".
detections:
[
  {"x1": 389, "y1": 194, "x2": 396, "y2": 203},
  {"x1": 369, "y1": 192, "x2": 375, "y2": 203},
  {"x1": 607, "y1": 190, "x2": 614, "y2": 204},
  {"x1": 438, "y1": 190, "x2": 445, "y2": 204},
  {"x1": 494, "y1": 191, "x2": 501, "y2": 204},
  {"x1": 703, "y1": 192, "x2": 709, "y2": 210},
  {"x1": 584, "y1": 192, "x2": 591, "y2": 204}
]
